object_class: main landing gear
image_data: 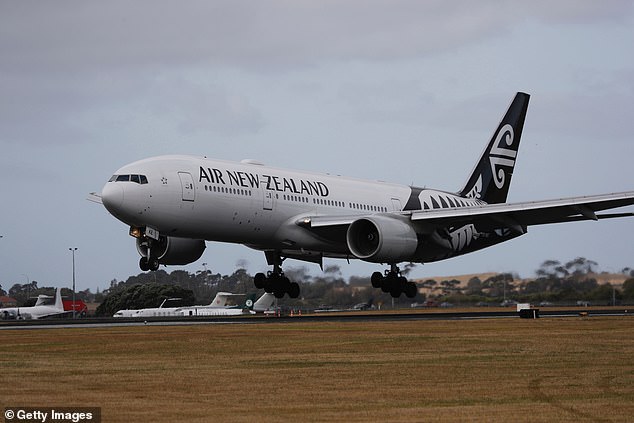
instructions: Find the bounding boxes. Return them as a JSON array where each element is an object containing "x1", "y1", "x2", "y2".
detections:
[
  {"x1": 371, "y1": 264, "x2": 417, "y2": 298},
  {"x1": 253, "y1": 255, "x2": 300, "y2": 299}
]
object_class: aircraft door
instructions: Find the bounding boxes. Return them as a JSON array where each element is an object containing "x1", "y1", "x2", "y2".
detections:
[
  {"x1": 178, "y1": 172, "x2": 195, "y2": 202},
  {"x1": 391, "y1": 198, "x2": 402, "y2": 211},
  {"x1": 263, "y1": 190, "x2": 273, "y2": 210}
]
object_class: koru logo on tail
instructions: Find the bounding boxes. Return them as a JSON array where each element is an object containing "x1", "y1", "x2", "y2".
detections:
[{"x1": 489, "y1": 124, "x2": 516, "y2": 189}]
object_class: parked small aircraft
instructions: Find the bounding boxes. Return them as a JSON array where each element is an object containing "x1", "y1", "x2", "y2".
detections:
[{"x1": 0, "y1": 288, "x2": 65, "y2": 320}]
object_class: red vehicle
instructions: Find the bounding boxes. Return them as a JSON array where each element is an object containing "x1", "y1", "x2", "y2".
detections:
[{"x1": 63, "y1": 300, "x2": 88, "y2": 317}]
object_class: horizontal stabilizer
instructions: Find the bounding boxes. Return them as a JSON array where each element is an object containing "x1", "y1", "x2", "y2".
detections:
[{"x1": 87, "y1": 192, "x2": 103, "y2": 204}]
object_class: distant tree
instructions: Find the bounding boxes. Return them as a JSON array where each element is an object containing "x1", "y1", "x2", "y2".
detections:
[
  {"x1": 95, "y1": 283, "x2": 195, "y2": 317},
  {"x1": 565, "y1": 257, "x2": 598, "y2": 278},
  {"x1": 284, "y1": 266, "x2": 313, "y2": 284},
  {"x1": 588, "y1": 284, "x2": 620, "y2": 305},
  {"x1": 401, "y1": 263, "x2": 417, "y2": 277},
  {"x1": 622, "y1": 278, "x2": 634, "y2": 300},
  {"x1": 439, "y1": 279, "x2": 460, "y2": 295},
  {"x1": 235, "y1": 259, "x2": 249, "y2": 270},
  {"x1": 536, "y1": 260, "x2": 568, "y2": 279},
  {"x1": 348, "y1": 275, "x2": 370, "y2": 288},
  {"x1": 421, "y1": 279, "x2": 437, "y2": 288},
  {"x1": 94, "y1": 292, "x2": 105, "y2": 303},
  {"x1": 323, "y1": 265, "x2": 343, "y2": 281},
  {"x1": 466, "y1": 277, "x2": 483, "y2": 296}
]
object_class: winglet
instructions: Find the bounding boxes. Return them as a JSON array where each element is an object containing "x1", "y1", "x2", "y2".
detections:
[{"x1": 458, "y1": 92, "x2": 530, "y2": 204}]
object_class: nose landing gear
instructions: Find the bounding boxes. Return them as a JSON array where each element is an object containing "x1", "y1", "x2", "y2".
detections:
[
  {"x1": 134, "y1": 228, "x2": 162, "y2": 271},
  {"x1": 139, "y1": 256, "x2": 160, "y2": 272}
]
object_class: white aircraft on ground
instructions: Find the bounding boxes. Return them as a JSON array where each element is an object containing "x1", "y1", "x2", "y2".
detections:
[
  {"x1": 0, "y1": 288, "x2": 65, "y2": 320},
  {"x1": 113, "y1": 292, "x2": 261, "y2": 317},
  {"x1": 94, "y1": 93, "x2": 634, "y2": 300},
  {"x1": 118, "y1": 297, "x2": 185, "y2": 318},
  {"x1": 176, "y1": 292, "x2": 275, "y2": 316}
]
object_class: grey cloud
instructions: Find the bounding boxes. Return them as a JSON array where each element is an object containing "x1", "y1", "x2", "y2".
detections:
[
  {"x1": 147, "y1": 76, "x2": 265, "y2": 136},
  {"x1": 0, "y1": 69, "x2": 263, "y2": 147},
  {"x1": 3, "y1": 1, "x2": 631, "y2": 74}
]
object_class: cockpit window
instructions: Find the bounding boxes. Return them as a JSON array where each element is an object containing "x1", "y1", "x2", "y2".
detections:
[{"x1": 109, "y1": 174, "x2": 149, "y2": 184}]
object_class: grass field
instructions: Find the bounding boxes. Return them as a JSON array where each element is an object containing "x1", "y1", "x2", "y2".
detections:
[{"x1": 1, "y1": 317, "x2": 633, "y2": 422}]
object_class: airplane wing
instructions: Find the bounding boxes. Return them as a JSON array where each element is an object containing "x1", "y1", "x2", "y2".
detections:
[
  {"x1": 302, "y1": 191, "x2": 634, "y2": 232},
  {"x1": 409, "y1": 191, "x2": 634, "y2": 231}
]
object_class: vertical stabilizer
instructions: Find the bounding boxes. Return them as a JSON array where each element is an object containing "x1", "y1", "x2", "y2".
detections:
[
  {"x1": 458, "y1": 92, "x2": 530, "y2": 204},
  {"x1": 54, "y1": 288, "x2": 64, "y2": 311},
  {"x1": 252, "y1": 292, "x2": 276, "y2": 313}
]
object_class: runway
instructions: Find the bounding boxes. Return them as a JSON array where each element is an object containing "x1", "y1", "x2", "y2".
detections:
[{"x1": 1, "y1": 308, "x2": 631, "y2": 330}]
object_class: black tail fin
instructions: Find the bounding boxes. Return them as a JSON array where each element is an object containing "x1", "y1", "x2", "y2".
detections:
[{"x1": 458, "y1": 92, "x2": 530, "y2": 204}]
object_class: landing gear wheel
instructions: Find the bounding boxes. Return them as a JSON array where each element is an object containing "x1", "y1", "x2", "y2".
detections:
[
  {"x1": 149, "y1": 258, "x2": 160, "y2": 271},
  {"x1": 139, "y1": 257, "x2": 150, "y2": 272},
  {"x1": 288, "y1": 282, "x2": 300, "y2": 299},
  {"x1": 380, "y1": 275, "x2": 391, "y2": 293},
  {"x1": 254, "y1": 273, "x2": 267, "y2": 289},
  {"x1": 371, "y1": 272, "x2": 383, "y2": 288},
  {"x1": 273, "y1": 280, "x2": 286, "y2": 299},
  {"x1": 404, "y1": 282, "x2": 417, "y2": 298}
]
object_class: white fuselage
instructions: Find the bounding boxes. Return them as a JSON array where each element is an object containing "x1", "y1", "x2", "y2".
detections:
[
  {"x1": 0, "y1": 289, "x2": 65, "y2": 320},
  {"x1": 101, "y1": 155, "x2": 484, "y2": 261}
]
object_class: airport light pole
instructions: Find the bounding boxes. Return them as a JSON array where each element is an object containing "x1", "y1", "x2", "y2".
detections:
[{"x1": 69, "y1": 247, "x2": 78, "y2": 318}]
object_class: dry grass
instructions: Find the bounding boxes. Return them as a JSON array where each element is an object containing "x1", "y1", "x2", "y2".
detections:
[{"x1": 1, "y1": 317, "x2": 633, "y2": 422}]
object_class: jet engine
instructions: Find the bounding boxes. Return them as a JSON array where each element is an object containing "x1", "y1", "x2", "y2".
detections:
[
  {"x1": 136, "y1": 236, "x2": 206, "y2": 265},
  {"x1": 346, "y1": 216, "x2": 418, "y2": 263}
]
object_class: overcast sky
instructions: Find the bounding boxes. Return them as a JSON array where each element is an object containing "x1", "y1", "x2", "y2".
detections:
[{"x1": 1, "y1": 1, "x2": 633, "y2": 292}]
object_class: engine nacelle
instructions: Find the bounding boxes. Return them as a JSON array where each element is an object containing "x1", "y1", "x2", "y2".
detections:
[
  {"x1": 346, "y1": 215, "x2": 418, "y2": 263},
  {"x1": 136, "y1": 236, "x2": 206, "y2": 265}
]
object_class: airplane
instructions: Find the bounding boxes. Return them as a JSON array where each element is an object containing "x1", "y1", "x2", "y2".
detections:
[
  {"x1": 112, "y1": 309, "x2": 138, "y2": 318},
  {"x1": 351, "y1": 298, "x2": 375, "y2": 311},
  {"x1": 114, "y1": 296, "x2": 190, "y2": 317},
  {"x1": 0, "y1": 288, "x2": 66, "y2": 320},
  {"x1": 113, "y1": 292, "x2": 258, "y2": 317},
  {"x1": 251, "y1": 292, "x2": 276, "y2": 313},
  {"x1": 176, "y1": 292, "x2": 275, "y2": 316},
  {"x1": 122, "y1": 297, "x2": 185, "y2": 318},
  {"x1": 93, "y1": 92, "x2": 634, "y2": 300}
]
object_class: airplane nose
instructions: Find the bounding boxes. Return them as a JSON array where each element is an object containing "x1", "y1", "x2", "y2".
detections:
[{"x1": 101, "y1": 182, "x2": 124, "y2": 214}]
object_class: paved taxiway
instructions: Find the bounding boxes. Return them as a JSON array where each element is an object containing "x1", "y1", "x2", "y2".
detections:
[{"x1": 1, "y1": 308, "x2": 631, "y2": 330}]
